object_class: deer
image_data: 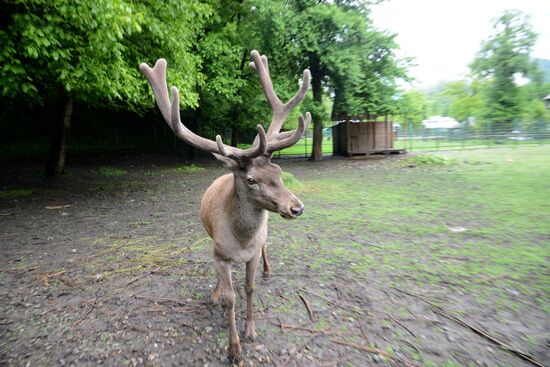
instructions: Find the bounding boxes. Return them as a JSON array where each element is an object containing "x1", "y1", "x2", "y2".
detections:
[{"x1": 139, "y1": 50, "x2": 310, "y2": 361}]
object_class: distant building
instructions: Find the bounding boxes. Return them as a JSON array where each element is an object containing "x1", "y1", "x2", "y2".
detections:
[
  {"x1": 544, "y1": 94, "x2": 550, "y2": 110},
  {"x1": 422, "y1": 116, "x2": 460, "y2": 129}
]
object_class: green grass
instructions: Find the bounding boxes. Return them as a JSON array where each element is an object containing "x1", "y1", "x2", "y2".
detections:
[
  {"x1": 268, "y1": 145, "x2": 550, "y2": 364},
  {"x1": 98, "y1": 167, "x2": 126, "y2": 177},
  {"x1": 281, "y1": 171, "x2": 303, "y2": 190},
  {"x1": 274, "y1": 145, "x2": 550, "y2": 304},
  {"x1": 403, "y1": 154, "x2": 459, "y2": 166},
  {"x1": 277, "y1": 137, "x2": 333, "y2": 156},
  {"x1": 0, "y1": 188, "x2": 34, "y2": 198},
  {"x1": 173, "y1": 164, "x2": 206, "y2": 174}
]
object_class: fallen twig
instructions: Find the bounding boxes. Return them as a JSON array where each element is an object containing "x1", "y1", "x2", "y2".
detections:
[
  {"x1": 393, "y1": 287, "x2": 544, "y2": 367},
  {"x1": 40, "y1": 270, "x2": 66, "y2": 287},
  {"x1": 146, "y1": 306, "x2": 202, "y2": 313},
  {"x1": 45, "y1": 204, "x2": 73, "y2": 210},
  {"x1": 134, "y1": 294, "x2": 208, "y2": 309},
  {"x1": 2, "y1": 266, "x2": 37, "y2": 274},
  {"x1": 134, "y1": 294, "x2": 189, "y2": 306},
  {"x1": 73, "y1": 287, "x2": 101, "y2": 327},
  {"x1": 303, "y1": 289, "x2": 365, "y2": 315},
  {"x1": 267, "y1": 272, "x2": 335, "y2": 278},
  {"x1": 125, "y1": 268, "x2": 160, "y2": 286},
  {"x1": 434, "y1": 309, "x2": 544, "y2": 367},
  {"x1": 388, "y1": 313, "x2": 416, "y2": 338},
  {"x1": 475, "y1": 274, "x2": 508, "y2": 284},
  {"x1": 333, "y1": 339, "x2": 420, "y2": 367},
  {"x1": 298, "y1": 294, "x2": 314, "y2": 322},
  {"x1": 272, "y1": 321, "x2": 335, "y2": 335},
  {"x1": 277, "y1": 317, "x2": 285, "y2": 332},
  {"x1": 332, "y1": 339, "x2": 392, "y2": 358}
]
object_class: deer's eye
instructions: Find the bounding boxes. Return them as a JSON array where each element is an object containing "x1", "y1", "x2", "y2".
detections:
[{"x1": 247, "y1": 177, "x2": 257, "y2": 185}]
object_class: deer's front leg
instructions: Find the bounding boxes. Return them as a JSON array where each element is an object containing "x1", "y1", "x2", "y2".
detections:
[
  {"x1": 214, "y1": 259, "x2": 241, "y2": 361},
  {"x1": 245, "y1": 250, "x2": 261, "y2": 340}
]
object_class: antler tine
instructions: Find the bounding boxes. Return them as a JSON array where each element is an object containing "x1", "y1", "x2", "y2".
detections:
[
  {"x1": 170, "y1": 87, "x2": 219, "y2": 153},
  {"x1": 216, "y1": 125, "x2": 268, "y2": 162},
  {"x1": 284, "y1": 69, "x2": 311, "y2": 113},
  {"x1": 141, "y1": 59, "x2": 267, "y2": 162},
  {"x1": 267, "y1": 112, "x2": 311, "y2": 153},
  {"x1": 273, "y1": 111, "x2": 312, "y2": 141},
  {"x1": 250, "y1": 50, "x2": 283, "y2": 114},
  {"x1": 140, "y1": 59, "x2": 218, "y2": 153},
  {"x1": 250, "y1": 50, "x2": 311, "y2": 138},
  {"x1": 139, "y1": 59, "x2": 171, "y2": 123}
]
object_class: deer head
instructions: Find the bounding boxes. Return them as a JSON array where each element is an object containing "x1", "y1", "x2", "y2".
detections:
[{"x1": 140, "y1": 50, "x2": 311, "y2": 219}]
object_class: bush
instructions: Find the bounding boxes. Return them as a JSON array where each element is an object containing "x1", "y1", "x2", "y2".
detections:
[{"x1": 98, "y1": 167, "x2": 126, "y2": 177}]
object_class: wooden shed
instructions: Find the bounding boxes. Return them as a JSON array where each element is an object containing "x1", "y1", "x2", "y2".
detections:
[{"x1": 332, "y1": 115, "x2": 403, "y2": 156}]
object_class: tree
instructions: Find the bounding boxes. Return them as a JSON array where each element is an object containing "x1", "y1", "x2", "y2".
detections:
[
  {"x1": 470, "y1": 10, "x2": 538, "y2": 130},
  {"x1": 287, "y1": 0, "x2": 407, "y2": 160},
  {"x1": 397, "y1": 89, "x2": 428, "y2": 128},
  {"x1": 189, "y1": 0, "x2": 302, "y2": 155},
  {"x1": 0, "y1": 0, "x2": 210, "y2": 175},
  {"x1": 440, "y1": 81, "x2": 483, "y2": 123}
]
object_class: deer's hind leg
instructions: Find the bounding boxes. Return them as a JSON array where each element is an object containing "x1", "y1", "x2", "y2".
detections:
[
  {"x1": 211, "y1": 243, "x2": 222, "y2": 304},
  {"x1": 211, "y1": 277, "x2": 222, "y2": 304},
  {"x1": 261, "y1": 242, "x2": 270, "y2": 277}
]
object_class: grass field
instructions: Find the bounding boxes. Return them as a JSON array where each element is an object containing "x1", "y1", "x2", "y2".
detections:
[
  {"x1": 290, "y1": 145, "x2": 549, "y2": 293},
  {"x1": 268, "y1": 144, "x2": 550, "y2": 365},
  {"x1": 1, "y1": 145, "x2": 548, "y2": 366}
]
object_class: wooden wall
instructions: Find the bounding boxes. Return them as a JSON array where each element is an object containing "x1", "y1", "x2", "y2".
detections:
[{"x1": 332, "y1": 119, "x2": 393, "y2": 155}]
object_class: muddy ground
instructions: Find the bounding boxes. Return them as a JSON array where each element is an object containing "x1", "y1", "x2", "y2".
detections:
[{"x1": 0, "y1": 152, "x2": 548, "y2": 367}]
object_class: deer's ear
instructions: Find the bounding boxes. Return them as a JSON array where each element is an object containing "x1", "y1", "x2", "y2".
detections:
[{"x1": 212, "y1": 153, "x2": 239, "y2": 169}]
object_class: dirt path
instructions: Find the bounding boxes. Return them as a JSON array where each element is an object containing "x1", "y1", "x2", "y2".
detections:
[{"x1": 1, "y1": 153, "x2": 548, "y2": 366}]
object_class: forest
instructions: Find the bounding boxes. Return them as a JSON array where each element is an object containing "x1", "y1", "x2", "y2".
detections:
[{"x1": 1, "y1": 1, "x2": 549, "y2": 174}]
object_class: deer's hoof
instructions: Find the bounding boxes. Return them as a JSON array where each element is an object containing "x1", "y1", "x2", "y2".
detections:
[
  {"x1": 262, "y1": 270, "x2": 270, "y2": 279},
  {"x1": 227, "y1": 343, "x2": 242, "y2": 362},
  {"x1": 245, "y1": 321, "x2": 257, "y2": 341}
]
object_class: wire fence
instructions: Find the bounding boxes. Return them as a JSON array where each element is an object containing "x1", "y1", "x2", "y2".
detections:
[
  {"x1": 273, "y1": 119, "x2": 550, "y2": 158},
  {"x1": 273, "y1": 128, "x2": 334, "y2": 159},
  {"x1": 394, "y1": 121, "x2": 550, "y2": 152}
]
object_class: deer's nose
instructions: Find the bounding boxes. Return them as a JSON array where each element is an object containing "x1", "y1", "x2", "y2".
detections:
[{"x1": 290, "y1": 205, "x2": 304, "y2": 217}]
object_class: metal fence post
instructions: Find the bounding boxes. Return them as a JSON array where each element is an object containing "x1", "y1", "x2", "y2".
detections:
[
  {"x1": 537, "y1": 118, "x2": 543, "y2": 144},
  {"x1": 305, "y1": 129, "x2": 308, "y2": 159},
  {"x1": 408, "y1": 121, "x2": 413, "y2": 151},
  {"x1": 486, "y1": 119, "x2": 492, "y2": 148}
]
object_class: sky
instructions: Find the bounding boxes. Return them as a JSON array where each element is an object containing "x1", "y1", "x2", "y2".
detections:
[{"x1": 370, "y1": 0, "x2": 550, "y2": 89}]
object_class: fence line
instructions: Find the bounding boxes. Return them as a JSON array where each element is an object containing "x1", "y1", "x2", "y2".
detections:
[
  {"x1": 274, "y1": 122, "x2": 550, "y2": 158},
  {"x1": 394, "y1": 130, "x2": 550, "y2": 152}
]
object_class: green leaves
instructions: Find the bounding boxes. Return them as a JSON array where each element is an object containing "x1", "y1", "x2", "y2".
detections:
[
  {"x1": 470, "y1": 10, "x2": 538, "y2": 127},
  {"x1": 1, "y1": 0, "x2": 411, "y2": 149},
  {"x1": 1, "y1": 0, "x2": 209, "y2": 112}
]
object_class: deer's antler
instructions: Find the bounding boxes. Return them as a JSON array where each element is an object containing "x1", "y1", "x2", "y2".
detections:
[
  {"x1": 249, "y1": 50, "x2": 311, "y2": 152},
  {"x1": 140, "y1": 59, "x2": 267, "y2": 162}
]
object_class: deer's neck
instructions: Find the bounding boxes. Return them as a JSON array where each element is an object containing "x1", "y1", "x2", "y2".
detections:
[{"x1": 227, "y1": 178, "x2": 267, "y2": 242}]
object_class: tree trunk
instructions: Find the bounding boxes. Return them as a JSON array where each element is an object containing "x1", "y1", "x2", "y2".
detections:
[
  {"x1": 187, "y1": 105, "x2": 202, "y2": 160},
  {"x1": 309, "y1": 53, "x2": 324, "y2": 161},
  {"x1": 231, "y1": 126, "x2": 238, "y2": 147},
  {"x1": 45, "y1": 93, "x2": 73, "y2": 176}
]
